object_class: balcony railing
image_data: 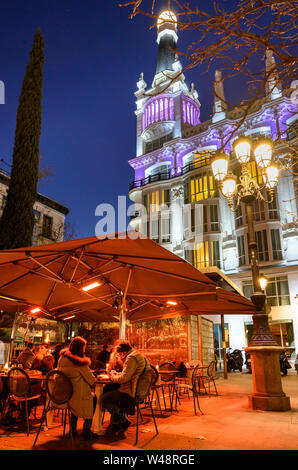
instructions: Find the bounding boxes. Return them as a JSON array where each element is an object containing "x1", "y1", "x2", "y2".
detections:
[{"x1": 129, "y1": 156, "x2": 211, "y2": 190}]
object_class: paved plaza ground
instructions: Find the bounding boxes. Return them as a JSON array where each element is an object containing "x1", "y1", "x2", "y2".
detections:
[{"x1": 0, "y1": 369, "x2": 297, "y2": 451}]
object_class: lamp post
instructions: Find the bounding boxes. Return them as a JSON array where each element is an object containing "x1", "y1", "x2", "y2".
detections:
[{"x1": 211, "y1": 137, "x2": 290, "y2": 411}]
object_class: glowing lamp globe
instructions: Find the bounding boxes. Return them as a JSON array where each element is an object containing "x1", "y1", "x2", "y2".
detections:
[
  {"x1": 211, "y1": 154, "x2": 229, "y2": 182},
  {"x1": 254, "y1": 139, "x2": 272, "y2": 169},
  {"x1": 264, "y1": 163, "x2": 279, "y2": 189},
  {"x1": 157, "y1": 10, "x2": 177, "y2": 30},
  {"x1": 233, "y1": 137, "x2": 251, "y2": 164},
  {"x1": 221, "y1": 175, "x2": 237, "y2": 199},
  {"x1": 259, "y1": 275, "x2": 268, "y2": 291}
]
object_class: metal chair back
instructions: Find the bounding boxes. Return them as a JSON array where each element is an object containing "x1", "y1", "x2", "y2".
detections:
[
  {"x1": 150, "y1": 365, "x2": 159, "y2": 386},
  {"x1": 159, "y1": 362, "x2": 177, "y2": 382},
  {"x1": 135, "y1": 361, "x2": 153, "y2": 403},
  {"x1": 207, "y1": 361, "x2": 216, "y2": 378},
  {"x1": 46, "y1": 370, "x2": 73, "y2": 405},
  {"x1": 191, "y1": 364, "x2": 202, "y2": 390},
  {"x1": 7, "y1": 367, "x2": 30, "y2": 397}
]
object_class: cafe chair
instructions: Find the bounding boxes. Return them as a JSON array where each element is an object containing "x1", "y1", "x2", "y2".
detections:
[
  {"x1": 198, "y1": 360, "x2": 218, "y2": 396},
  {"x1": 6, "y1": 367, "x2": 44, "y2": 436},
  {"x1": 150, "y1": 365, "x2": 167, "y2": 412},
  {"x1": 132, "y1": 366, "x2": 158, "y2": 446},
  {"x1": 32, "y1": 370, "x2": 74, "y2": 449},
  {"x1": 175, "y1": 364, "x2": 204, "y2": 416},
  {"x1": 159, "y1": 362, "x2": 180, "y2": 411}
]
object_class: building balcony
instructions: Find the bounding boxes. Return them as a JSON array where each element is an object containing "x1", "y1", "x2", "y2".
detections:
[{"x1": 129, "y1": 156, "x2": 211, "y2": 191}]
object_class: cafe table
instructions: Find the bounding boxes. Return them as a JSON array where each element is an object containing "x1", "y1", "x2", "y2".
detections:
[
  {"x1": 91, "y1": 373, "x2": 113, "y2": 436},
  {"x1": 155, "y1": 369, "x2": 179, "y2": 413}
]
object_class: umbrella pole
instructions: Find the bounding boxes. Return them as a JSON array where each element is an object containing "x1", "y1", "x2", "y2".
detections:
[
  {"x1": 119, "y1": 268, "x2": 132, "y2": 340},
  {"x1": 9, "y1": 312, "x2": 18, "y2": 364},
  {"x1": 221, "y1": 314, "x2": 228, "y2": 379},
  {"x1": 119, "y1": 306, "x2": 126, "y2": 340}
]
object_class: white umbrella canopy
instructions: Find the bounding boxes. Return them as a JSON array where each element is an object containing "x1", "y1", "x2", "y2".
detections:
[{"x1": 0, "y1": 234, "x2": 255, "y2": 329}]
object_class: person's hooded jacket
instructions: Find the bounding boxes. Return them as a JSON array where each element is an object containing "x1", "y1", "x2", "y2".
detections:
[{"x1": 58, "y1": 349, "x2": 95, "y2": 419}]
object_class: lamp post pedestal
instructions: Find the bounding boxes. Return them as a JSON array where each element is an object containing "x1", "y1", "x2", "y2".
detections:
[
  {"x1": 246, "y1": 343, "x2": 290, "y2": 411},
  {"x1": 246, "y1": 295, "x2": 291, "y2": 411}
]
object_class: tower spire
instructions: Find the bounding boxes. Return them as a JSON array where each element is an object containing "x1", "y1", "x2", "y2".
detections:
[{"x1": 155, "y1": 11, "x2": 178, "y2": 76}]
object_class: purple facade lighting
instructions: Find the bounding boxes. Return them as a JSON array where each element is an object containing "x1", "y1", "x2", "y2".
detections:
[
  {"x1": 142, "y1": 96, "x2": 176, "y2": 131},
  {"x1": 181, "y1": 95, "x2": 200, "y2": 126}
]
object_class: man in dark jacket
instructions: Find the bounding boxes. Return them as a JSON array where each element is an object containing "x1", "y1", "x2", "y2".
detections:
[
  {"x1": 95, "y1": 344, "x2": 110, "y2": 369},
  {"x1": 32, "y1": 343, "x2": 55, "y2": 374},
  {"x1": 17, "y1": 341, "x2": 35, "y2": 369}
]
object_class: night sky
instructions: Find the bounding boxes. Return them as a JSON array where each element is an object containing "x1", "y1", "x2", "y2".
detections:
[{"x1": 0, "y1": 0, "x2": 255, "y2": 239}]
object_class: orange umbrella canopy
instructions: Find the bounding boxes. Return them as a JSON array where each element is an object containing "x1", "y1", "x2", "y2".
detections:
[{"x1": 0, "y1": 234, "x2": 255, "y2": 323}]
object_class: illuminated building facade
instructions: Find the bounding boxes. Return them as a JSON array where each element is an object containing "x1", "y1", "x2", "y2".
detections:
[{"x1": 128, "y1": 11, "x2": 298, "y2": 362}]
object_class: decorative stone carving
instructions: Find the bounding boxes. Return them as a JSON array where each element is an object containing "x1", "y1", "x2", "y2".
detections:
[{"x1": 171, "y1": 185, "x2": 184, "y2": 200}]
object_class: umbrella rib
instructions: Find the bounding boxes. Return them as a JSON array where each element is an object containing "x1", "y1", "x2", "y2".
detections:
[
  {"x1": 75, "y1": 259, "x2": 115, "y2": 284},
  {"x1": 126, "y1": 300, "x2": 154, "y2": 320},
  {"x1": 69, "y1": 249, "x2": 85, "y2": 283},
  {"x1": 0, "y1": 255, "x2": 65, "y2": 290},
  {"x1": 82, "y1": 251, "x2": 187, "y2": 263},
  {"x1": 75, "y1": 265, "x2": 124, "y2": 288},
  {"x1": 28, "y1": 255, "x2": 64, "y2": 281},
  {"x1": 49, "y1": 290, "x2": 115, "y2": 311},
  {"x1": 132, "y1": 264, "x2": 214, "y2": 285},
  {"x1": 0, "y1": 252, "x2": 63, "y2": 267},
  {"x1": 44, "y1": 255, "x2": 72, "y2": 308},
  {"x1": 127, "y1": 291, "x2": 216, "y2": 298}
]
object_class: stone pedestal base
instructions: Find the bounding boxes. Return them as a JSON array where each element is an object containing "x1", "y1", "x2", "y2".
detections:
[
  {"x1": 248, "y1": 393, "x2": 290, "y2": 411},
  {"x1": 245, "y1": 345, "x2": 291, "y2": 412}
]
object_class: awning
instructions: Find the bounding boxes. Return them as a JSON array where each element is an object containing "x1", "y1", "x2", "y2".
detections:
[{"x1": 0, "y1": 234, "x2": 256, "y2": 327}]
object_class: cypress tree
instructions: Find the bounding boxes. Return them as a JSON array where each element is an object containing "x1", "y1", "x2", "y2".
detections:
[{"x1": 0, "y1": 29, "x2": 44, "y2": 249}]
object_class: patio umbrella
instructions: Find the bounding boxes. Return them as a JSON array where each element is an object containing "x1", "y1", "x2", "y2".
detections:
[{"x1": 0, "y1": 233, "x2": 255, "y2": 338}]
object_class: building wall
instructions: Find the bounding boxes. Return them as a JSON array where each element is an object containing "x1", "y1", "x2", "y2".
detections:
[
  {"x1": 0, "y1": 175, "x2": 68, "y2": 246},
  {"x1": 129, "y1": 32, "x2": 298, "y2": 360}
]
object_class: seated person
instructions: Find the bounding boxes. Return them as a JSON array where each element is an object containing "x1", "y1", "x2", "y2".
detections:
[
  {"x1": 95, "y1": 344, "x2": 110, "y2": 370},
  {"x1": 52, "y1": 343, "x2": 65, "y2": 368},
  {"x1": 102, "y1": 340, "x2": 150, "y2": 440},
  {"x1": 32, "y1": 343, "x2": 55, "y2": 374},
  {"x1": 58, "y1": 336, "x2": 97, "y2": 440},
  {"x1": 17, "y1": 341, "x2": 35, "y2": 369}
]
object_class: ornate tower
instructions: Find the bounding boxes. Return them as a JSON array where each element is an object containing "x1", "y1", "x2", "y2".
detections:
[{"x1": 134, "y1": 10, "x2": 201, "y2": 159}]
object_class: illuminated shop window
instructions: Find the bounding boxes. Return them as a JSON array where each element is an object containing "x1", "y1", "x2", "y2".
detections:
[
  {"x1": 188, "y1": 173, "x2": 218, "y2": 202},
  {"x1": 143, "y1": 189, "x2": 170, "y2": 213},
  {"x1": 185, "y1": 240, "x2": 221, "y2": 269}
]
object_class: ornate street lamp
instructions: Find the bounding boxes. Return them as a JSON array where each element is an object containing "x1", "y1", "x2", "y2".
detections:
[{"x1": 211, "y1": 137, "x2": 290, "y2": 411}]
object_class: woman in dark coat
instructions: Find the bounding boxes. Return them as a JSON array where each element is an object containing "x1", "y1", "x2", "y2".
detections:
[{"x1": 58, "y1": 336, "x2": 96, "y2": 439}]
